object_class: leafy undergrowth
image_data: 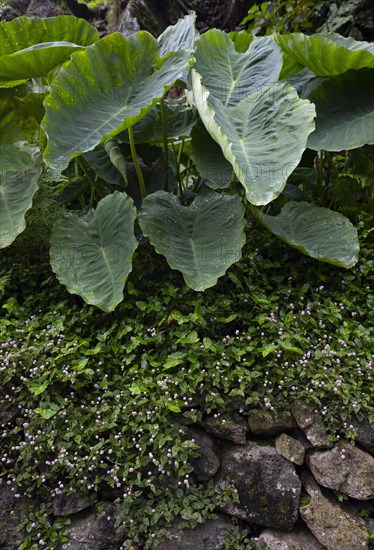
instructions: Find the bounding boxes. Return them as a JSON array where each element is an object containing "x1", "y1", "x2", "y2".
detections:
[{"x1": 0, "y1": 222, "x2": 373, "y2": 549}]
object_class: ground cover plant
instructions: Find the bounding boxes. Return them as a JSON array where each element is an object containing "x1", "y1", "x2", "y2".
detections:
[
  {"x1": 0, "y1": 219, "x2": 373, "y2": 548},
  {"x1": 1, "y1": 13, "x2": 373, "y2": 311}
]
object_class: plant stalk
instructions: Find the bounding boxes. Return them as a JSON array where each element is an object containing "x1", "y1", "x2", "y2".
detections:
[
  {"x1": 128, "y1": 126, "x2": 147, "y2": 199},
  {"x1": 160, "y1": 98, "x2": 169, "y2": 191}
]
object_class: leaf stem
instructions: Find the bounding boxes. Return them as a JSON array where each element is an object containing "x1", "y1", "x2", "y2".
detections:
[
  {"x1": 160, "y1": 98, "x2": 169, "y2": 191},
  {"x1": 77, "y1": 156, "x2": 100, "y2": 204},
  {"x1": 317, "y1": 150, "x2": 324, "y2": 200},
  {"x1": 128, "y1": 126, "x2": 147, "y2": 200}
]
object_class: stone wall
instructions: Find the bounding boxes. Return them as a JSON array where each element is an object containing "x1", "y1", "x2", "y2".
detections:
[{"x1": 2, "y1": 403, "x2": 373, "y2": 549}]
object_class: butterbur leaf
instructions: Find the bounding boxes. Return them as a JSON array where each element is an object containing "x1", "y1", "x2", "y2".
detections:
[
  {"x1": 254, "y1": 201, "x2": 359, "y2": 268},
  {"x1": 43, "y1": 32, "x2": 192, "y2": 170},
  {"x1": 158, "y1": 12, "x2": 198, "y2": 56},
  {"x1": 306, "y1": 68, "x2": 374, "y2": 151},
  {"x1": 0, "y1": 158, "x2": 40, "y2": 248},
  {"x1": 190, "y1": 121, "x2": 232, "y2": 189},
  {"x1": 138, "y1": 191, "x2": 246, "y2": 291},
  {"x1": 50, "y1": 192, "x2": 138, "y2": 311},
  {"x1": 191, "y1": 70, "x2": 316, "y2": 205},
  {"x1": 194, "y1": 30, "x2": 282, "y2": 106},
  {"x1": 276, "y1": 32, "x2": 374, "y2": 78},
  {"x1": 0, "y1": 16, "x2": 99, "y2": 87}
]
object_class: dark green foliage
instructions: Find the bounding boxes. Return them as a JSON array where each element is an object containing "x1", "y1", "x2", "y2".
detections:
[{"x1": 0, "y1": 220, "x2": 373, "y2": 548}]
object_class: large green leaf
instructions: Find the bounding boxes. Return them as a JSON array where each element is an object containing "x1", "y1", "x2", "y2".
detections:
[
  {"x1": 158, "y1": 12, "x2": 198, "y2": 56},
  {"x1": 254, "y1": 201, "x2": 359, "y2": 268},
  {"x1": 121, "y1": 98, "x2": 197, "y2": 144},
  {"x1": 276, "y1": 32, "x2": 374, "y2": 78},
  {"x1": 306, "y1": 68, "x2": 374, "y2": 151},
  {"x1": 190, "y1": 121, "x2": 233, "y2": 189},
  {"x1": 43, "y1": 32, "x2": 192, "y2": 170},
  {"x1": 194, "y1": 30, "x2": 282, "y2": 107},
  {"x1": 190, "y1": 70, "x2": 316, "y2": 205},
  {"x1": 0, "y1": 96, "x2": 39, "y2": 150},
  {"x1": 0, "y1": 158, "x2": 40, "y2": 248},
  {"x1": 138, "y1": 191, "x2": 246, "y2": 290},
  {"x1": 84, "y1": 143, "x2": 128, "y2": 186},
  {"x1": 0, "y1": 16, "x2": 99, "y2": 87},
  {"x1": 50, "y1": 192, "x2": 138, "y2": 311}
]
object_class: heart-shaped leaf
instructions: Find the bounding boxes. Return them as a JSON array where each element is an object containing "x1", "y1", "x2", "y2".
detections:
[
  {"x1": 190, "y1": 70, "x2": 316, "y2": 205},
  {"x1": 43, "y1": 32, "x2": 192, "y2": 170},
  {"x1": 50, "y1": 192, "x2": 138, "y2": 311},
  {"x1": 254, "y1": 201, "x2": 359, "y2": 268},
  {"x1": 306, "y1": 68, "x2": 374, "y2": 151},
  {"x1": 0, "y1": 158, "x2": 40, "y2": 248},
  {"x1": 138, "y1": 191, "x2": 246, "y2": 290},
  {"x1": 0, "y1": 16, "x2": 99, "y2": 87},
  {"x1": 190, "y1": 121, "x2": 232, "y2": 189},
  {"x1": 194, "y1": 30, "x2": 282, "y2": 107},
  {"x1": 276, "y1": 32, "x2": 374, "y2": 78}
]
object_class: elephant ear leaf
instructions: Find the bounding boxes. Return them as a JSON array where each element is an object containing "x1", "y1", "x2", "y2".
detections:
[
  {"x1": 0, "y1": 15, "x2": 99, "y2": 87},
  {"x1": 0, "y1": 157, "x2": 40, "y2": 248},
  {"x1": 275, "y1": 32, "x2": 374, "y2": 78},
  {"x1": 43, "y1": 32, "x2": 192, "y2": 170},
  {"x1": 253, "y1": 201, "x2": 359, "y2": 268},
  {"x1": 138, "y1": 191, "x2": 246, "y2": 291},
  {"x1": 306, "y1": 68, "x2": 374, "y2": 151},
  {"x1": 158, "y1": 11, "x2": 198, "y2": 55},
  {"x1": 190, "y1": 70, "x2": 316, "y2": 205},
  {"x1": 194, "y1": 30, "x2": 282, "y2": 106},
  {"x1": 190, "y1": 121, "x2": 232, "y2": 189},
  {"x1": 50, "y1": 192, "x2": 138, "y2": 311}
]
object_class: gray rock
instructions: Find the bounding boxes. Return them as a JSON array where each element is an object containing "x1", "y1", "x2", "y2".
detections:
[
  {"x1": 198, "y1": 413, "x2": 248, "y2": 444},
  {"x1": 300, "y1": 471, "x2": 369, "y2": 550},
  {"x1": 115, "y1": 0, "x2": 167, "y2": 37},
  {"x1": 275, "y1": 434, "x2": 305, "y2": 465},
  {"x1": 350, "y1": 416, "x2": 374, "y2": 455},
  {"x1": 247, "y1": 411, "x2": 297, "y2": 437},
  {"x1": 215, "y1": 442, "x2": 301, "y2": 530},
  {"x1": 60, "y1": 503, "x2": 127, "y2": 550},
  {"x1": 53, "y1": 492, "x2": 96, "y2": 516},
  {"x1": 259, "y1": 526, "x2": 325, "y2": 549},
  {"x1": 307, "y1": 443, "x2": 374, "y2": 500},
  {"x1": 0, "y1": 483, "x2": 32, "y2": 550},
  {"x1": 291, "y1": 404, "x2": 333, "y2": 448},
  {"x1": 27, "y1": 0, "x2": 62, "y2": 17},
  {"x1": 152, "y1": 514, "x2": 232, "y2": 550},
  {"x1": 188, "y1": 428, "x2": 221, "y2": 481}
]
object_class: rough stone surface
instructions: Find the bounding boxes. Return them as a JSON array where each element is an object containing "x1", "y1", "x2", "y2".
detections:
[
  {"x1": 0, "y1": 484, "x2": 32, "y2": 550},
  {"x1": 215, "y1": 442, "x2": 301, "y2": 530},
  {"x1": 151, "y1": 514, "x2": 232, "y2": 550},
  {"x1": 247, "y1": 411, "x2": 297, "y2": 437},
  {"x1": 188, "y1": 427, "x2": 221, "y2": 481},
  {"x1": 275, "y1": 433, "x2": 305, "y2": 465},
  {"x1": 300, "y1": 472, "x2": 369, "y2": 550},
  {"x1": 198, "y1": 413, "x2": 248, "y2": 444},
  {"x1": 60, "y1": 503, "x2": 127, "y2": 550},
  {"x1": 350, "y1": 416, "x2": 374, "y2": 455},
  {"x1": 27, "y1": 0, "x2": 62, "y2": 17},
  {"x1": 115, "y1": 0, "x2": 167, "y2": 37},
  {"x1": 53, "y1": 492, "x2": 96, "y2": 516},
  {"x1": 291, "y1": 404, "x2": 333, "y2": 448},
  {"x1": 259, "y1": 526, "x2": 325, "y2": 549},
  {"x1": 307, "y1": 443, "x2": 374, "y2": 500}
]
